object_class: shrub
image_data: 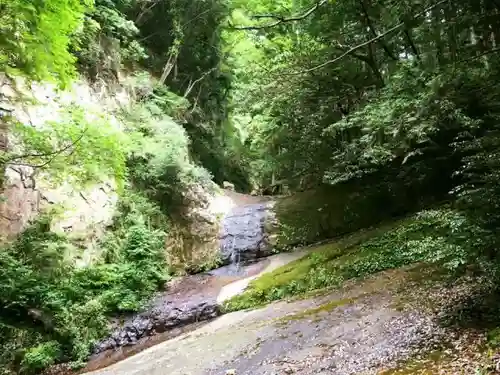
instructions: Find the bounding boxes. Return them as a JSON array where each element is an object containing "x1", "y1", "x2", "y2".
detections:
[
  {"x1": 20, "y1": 341, "x2": 61, "y2": 374},
  {"x1": 0, "y1": 0, "x2": 91, "y2": 85},
  {"x1": 124, "y1": 89, "x2": 213, "y2": 215},
  {"x1": 0, "y1": 192, "x2": 171, "y2": 373}
]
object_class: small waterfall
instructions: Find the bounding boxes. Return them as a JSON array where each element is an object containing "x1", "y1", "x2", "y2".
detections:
[
  {"x1": 229, "y1": 236, "x2": 241, "y2": 273},
  {"x1": 219, "y1": 203, "x2": 270, "y2": 263},
  {"x1": 214, "y1": 202, "x2": 274, "y2": 277}
]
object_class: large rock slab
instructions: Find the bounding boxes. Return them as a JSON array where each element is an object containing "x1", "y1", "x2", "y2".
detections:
[
  {"x1": 219, "y1": 202, "x2": 275, "y2": 265},
  {"x1": 0, "y1": 74, "x2": 122, "y2": 261},
  {"x1": 81, "y1": 267, "x2": 468, "y2": 375}
]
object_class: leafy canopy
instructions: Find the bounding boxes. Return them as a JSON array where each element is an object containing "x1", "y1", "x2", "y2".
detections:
[{"x1": 0, "y1": 0, "x2": 93, "y2": 85}]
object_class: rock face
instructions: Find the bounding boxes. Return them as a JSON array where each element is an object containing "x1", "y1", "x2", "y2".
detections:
[
  {"x1": 0, "y1": 74, "x2": 123, "y2": 262},
  {"x1": 219, "y1": 202, "x2": 275, "y2": 265},
  {"x1": 92, "y1": 198, "x2": 278, "y2": 355},
  {"x1": 92, "y1": 274, "x2": 225, "y2": 354},
  {"x1": 166, "y1": 189, "x2": 278, "y2": 273},
  {"x1": 165, "y1": 184, "x2": 223, "y2": 273},
  {"x1": 92, "y1": 194, "x2": 279, "y2": 354},
  {"x1": 94, "y1": 301, "x2": 220, "y2": 354}
]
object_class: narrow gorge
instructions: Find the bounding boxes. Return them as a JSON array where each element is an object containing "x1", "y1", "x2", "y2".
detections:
[
  {"x1": 4, "y1": 0, "x2": 500, "y2": 374},
  {"x1": 84, "y1": 191, "x2": 282, "y2": 371}
]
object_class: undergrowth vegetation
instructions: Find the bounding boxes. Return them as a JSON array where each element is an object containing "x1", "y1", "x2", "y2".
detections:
[
  {"x1": 123, "y1": 82, "x2": 213, "y2": 215},
  {"x1": 0, "y1": 192, "x2": 169, "y2": 374},
  {"x1": 224, "y1": 208, "x2": 483, "y2": 312},
  {"x1": 0, "y1": 77, "x2": 216, "y2": 372}
]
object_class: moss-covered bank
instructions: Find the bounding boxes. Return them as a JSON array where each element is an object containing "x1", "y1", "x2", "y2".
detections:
[{"x1": 224, "y1": 208, "x2": 476, "y2": 312}]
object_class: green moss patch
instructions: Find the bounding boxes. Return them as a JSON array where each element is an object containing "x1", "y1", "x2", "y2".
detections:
[
  {"x1": 277, "y1": 295, "x2": 363, "y2": 324},
  {"x1": 224, "y1": 208, "x2": 475, "y2": 312}
]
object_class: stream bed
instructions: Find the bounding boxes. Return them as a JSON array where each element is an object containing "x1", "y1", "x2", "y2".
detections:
[{"x1": 50, "y1": 200, "x2": 277, "y2": 374}]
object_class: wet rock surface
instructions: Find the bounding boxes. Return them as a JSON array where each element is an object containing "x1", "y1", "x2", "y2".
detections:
[
  {"x1": 93, "y1": 302, "x2": 220, "y2": 354},
  {"x1": 92, "y1": 196, "x2": 275, "y2": 355},
  {"x1": 83, "y1": 267, "x2": 480, "y2": 375},
  {"x1": 91, "y1": 259, "x2": 270, "y2": 355},
  {"x1": 219, "y1": 202, "x2": 275, "y2": 265},
  {"x1": 92, "y1": 274, "x2": 222, "y2": 354}
]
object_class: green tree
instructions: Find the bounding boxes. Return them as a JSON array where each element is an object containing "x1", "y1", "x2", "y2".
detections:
[
  {"x1": 227, "y1": 0, "x2": 500, "y2": 265},
  {"x1": 0, "y1": 0, "x2": 93, "y2": 85}
]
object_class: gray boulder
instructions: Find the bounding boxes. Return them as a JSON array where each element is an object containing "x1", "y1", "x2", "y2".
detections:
[{"x1": 219, "y1": 202, "x2": 274, "y2": 265}]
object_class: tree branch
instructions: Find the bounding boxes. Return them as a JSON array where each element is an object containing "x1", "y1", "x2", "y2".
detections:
[
  {"x1": 181, "y1": 8, "x2": 212, "y2": 29},
  {"x1": 183, "y1": 68, "x2": 217, "y2": 98},
  {"x1": 0, "y1": 106, "x2": 13, "y2": 114},
  {"x1": 288, "y1": 0, "x2": 448, "y2": 75},
  {"x1": 135, "y1": 0, "x2": 160, "y2": 25},
  {"x1": 189, "y1": 86, "x2": 203, "y2": 114},
  {"x1": 230, "y1": 0, "x2": 328, "y2": 30},
  {"x1": 333, "y1": 43, "x2": 371, "y2": 63},
  {"x1": 3, "y1": 128, "x2": 88, "y2": 167},
  {"x1": 359, "y1": 0, "x2": 398, "y2": 61},
  {"x1": 491, "y1": 0, "x2": 500, "y2": 10},
  {"x1": 404, "y1": 29, "x2": 420, "y2": 59},
  {"x1": 459, "y1": 46, "x2": 500, "y2": 64}
]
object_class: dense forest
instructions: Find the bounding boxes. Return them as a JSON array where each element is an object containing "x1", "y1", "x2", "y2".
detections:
[{"x1": 2, "y1": 0, "x2": 500, "y2": 373}]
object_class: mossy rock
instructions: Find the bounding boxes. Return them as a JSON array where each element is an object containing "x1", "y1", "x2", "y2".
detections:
[{"x1": 273, "y1": 184, "x2": 400, "y2": 250}]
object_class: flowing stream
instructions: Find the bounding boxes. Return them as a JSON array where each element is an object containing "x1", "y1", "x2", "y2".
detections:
[
  {"x1": 218, "y1": 202, "x2": 274, "y2": 268},
  {"x1": 68, "y1": 199, "x2": 275, "y2": 374}
]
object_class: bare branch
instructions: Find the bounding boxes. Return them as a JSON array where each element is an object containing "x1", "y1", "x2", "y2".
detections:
[
  {"x1": 459, "y1": 46, "x2": 500, "y2": 64},
  {"x1": 138, "y1": 31, "x2": 161, "y2": 42},
  {"x1": 333, "y1": 42, "x2": 372, "y2": 63},
  {"x1": 3, "y1": 128, "x2": 88, "y2": 167},
  {"x1": 181, "y1": 8, "x2": 212, "y2": 29},
  {"x1": 183, "y1": 68, "x2": 217, "y2": 98},
  {"x1": 135, "y1": 0, "x2": 160, "y2": 25},
  {"x1": 0, "y1": 106, "x2": 13, "y2": 114},
  {"x1": 0, "y1": 213, "x2": 17, "y2": 222},
  {"x1": 190, "y1": 86, "x2": 203, "y2": 114},
  {"x1": 288, "y1": 0, "x2": 449, "y2": 75},
  {"x1": 230, "y1": 0, "x2": 328, "y2": 30}
]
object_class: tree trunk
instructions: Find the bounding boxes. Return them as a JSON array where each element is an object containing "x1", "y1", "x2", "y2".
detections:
[
  {"x1": 404, "y1": 29, "x2": 420, "y2": 60},
  {"x1": 445, "y1": 1, "x2": 458, "y2": 62},
  {"x1": 433, "y1": 6, "x2": 445, "y2": 66},
  {"x1": 359, "y1": 0, "x2": 398, "y2": 61}
]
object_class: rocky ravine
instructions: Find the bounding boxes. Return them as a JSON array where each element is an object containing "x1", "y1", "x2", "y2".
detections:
[
  {"x1": 91, "y1": 192, "x2": 277, "y2": 356},
  {"x1": 84, "y1": 266, "x2": 478, "y2": 375},
  {"x1": 70, "y1": 191, "x2": 487, "y2": 375}
]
